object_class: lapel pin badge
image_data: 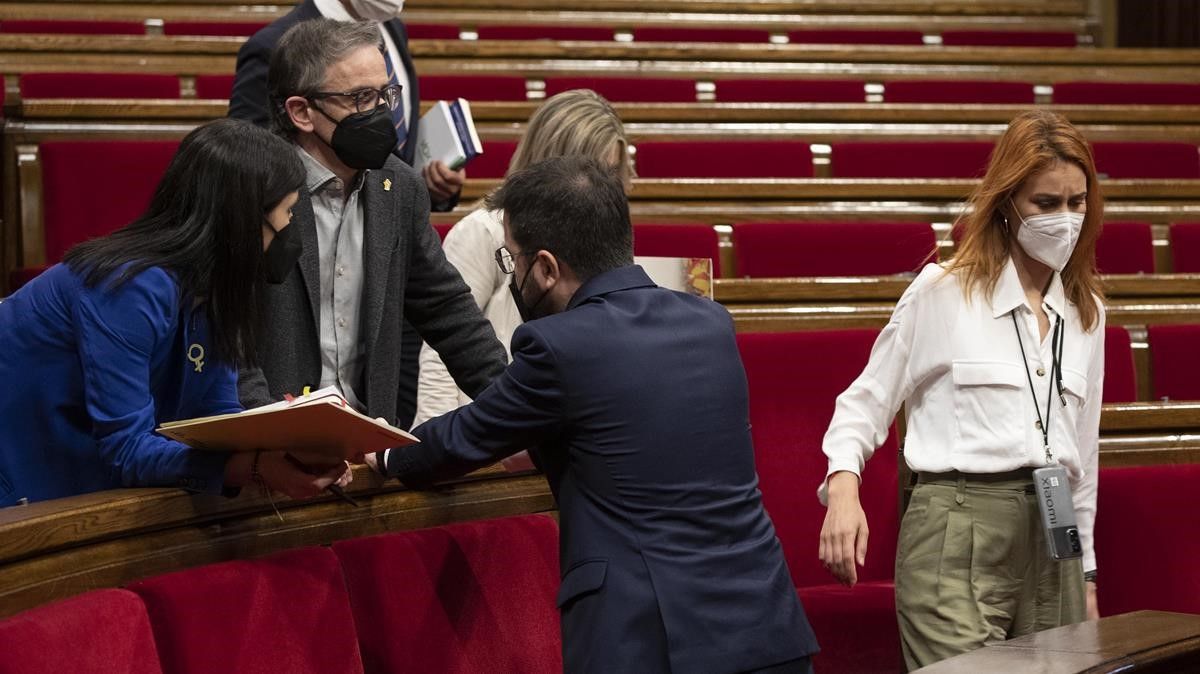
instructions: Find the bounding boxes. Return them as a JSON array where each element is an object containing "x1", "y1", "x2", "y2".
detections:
[
  {"x1": 383, "y1": 178, "x2": 392, "y2": 192},
  {"x1": 187, "y1": 344, "x2": 205, "y2": 373}
]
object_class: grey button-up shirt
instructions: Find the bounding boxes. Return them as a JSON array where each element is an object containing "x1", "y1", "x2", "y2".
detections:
[{"x1": 298, "y1": 148, "x2": 367, "y2": 412}]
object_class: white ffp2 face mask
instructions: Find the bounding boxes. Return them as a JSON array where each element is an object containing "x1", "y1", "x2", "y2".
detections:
[
  {"x1": 348, "y1": 0, "x2": 405, "y2": 21},
  {"x1": 1013, "y1": 206, "x2": 1085, "y2": 272}
]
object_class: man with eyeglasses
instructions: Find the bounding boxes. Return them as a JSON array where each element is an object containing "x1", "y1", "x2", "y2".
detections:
[
  {"x1": 230, "y1": 0, "x2": 465, "y2": 211},
  {"x1": 237, "y1": 19, "x2": 507, "y2": 438}
]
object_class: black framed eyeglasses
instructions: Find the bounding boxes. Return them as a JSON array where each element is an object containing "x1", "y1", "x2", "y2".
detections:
[
  {"x1": 308, "y1": 83, "x2": 403, "y2": 115},
  {"x1": 495, "y1": 247, "x2": 537, "y2": 275}
]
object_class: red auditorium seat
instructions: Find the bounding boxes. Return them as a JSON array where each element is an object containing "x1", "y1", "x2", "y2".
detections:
[
  {"x1": 787, "y1": 29, "x2": 924, "y2": 45},
  {"x1": 129, "y1": 547, "x2": 364, "y2": 674},
  {"x1": 476, "y1": 25, "x2": 613, "y2": 41},
  {"x1": 715, "y1": 79, "x2": 866, "y2": 103},
  {"x1": 470, "y1": 140, "x2": 517, "y2": 178},
  {"x1": 830, "y1": 141, "x2": 992, "y2": 178},
  {"x1": 542, "y1": 76, "x2": 695, "y2": 102},
  {"x1": 195, "y1": 74, "x2": 234, "y2": 99},
  {"x1": 1095, "y1": 221, "x2": 1154, "y2": 274},
  {"x1": 0, "y1": 589, "x2": 163, "y2": 674},
  {"x1": 20, "y1": 73, "x2": 180, "y2": 99},
  {"x1": 0, "y1": 19, "x2": 144, "y2": 35},
  {"x1": 732, "y1": 221, "x2": 934, "y2": 278},
  {"x1": 406, "y1": 23, "x2": 461, "y2": 39},
  {"x1": 940, "y1": 30, "x2": 1078, "y2": 47},
  {"x1": 1095, "y1": 464, "x2": 1200, "y2": 616},
  {"x1": 632, "y1": 27, "x2": 772, "y2": 43},
  {"x1": 162, "y1": 22, "x2": 267, "y2": 36},
  {"x1": 633, "y1": 223, "x2": 722, "y2": 276},
  {"x1": 883, "y1": 80, "x2": 1036, "y2": 104},
  {"x1": 1169, "y1": 222, "x2": 1200, "y2": 272},
  {"x1": 635, "y1": 140, "x2": 814, "y2": 178},
  {"x1": 1146, "y1": 324, "x2": 1200, "y2": 401},
  {"x1": 433, "y1": 222, "x2": 453, "y2": 241},
  {"x1": 419, "y1": 75, "x2": 527, "y2": 101},
  {"x1": 40, "y1": 140, "x2": 178, "y2": 264},
  {"x1": 1091, "y1": 142, "x2": 1200, "y2": 179},
  {"x1": 332, "y1": 515, "x2": 562, "y2": 674},
  {"x1": 737, "y1": 330, "x2": 902, "y2": 674},
  {"x1": 1053, "y1": 81, "x2": 1200, "y2": 105},
  {"x1": 1103, "y1": 325, "x2": 1137, "y2": 404}
]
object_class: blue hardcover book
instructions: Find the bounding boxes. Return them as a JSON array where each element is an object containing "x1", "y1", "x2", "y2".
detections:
[{"x1": 414, "y1": 98, "x2": 484, "y2": 171}]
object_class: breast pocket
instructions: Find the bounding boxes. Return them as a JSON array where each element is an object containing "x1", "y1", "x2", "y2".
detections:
[{"x1": 951, "y1": 360, "x2": 1026, "y2": 456}]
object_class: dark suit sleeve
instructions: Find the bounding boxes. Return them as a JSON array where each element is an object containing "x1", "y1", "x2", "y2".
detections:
[
  {"x1": 236, "y1": 364, "x2": 276, "y2": 409},
  {"x1": 401, "y1": 178, "x2": 507, "y2": 398},
  {"x1": 228, "y1": 36, "x2": 273, "y2": 128},
  {"x1": 387, "y1": 325, "x2": 563, "y2": 487}
]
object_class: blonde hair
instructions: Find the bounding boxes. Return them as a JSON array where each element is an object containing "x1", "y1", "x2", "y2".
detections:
[
  {"x1": 506, "y1": 89, "x2": 633, "y2": 189},
  {"x1": 946, "y1": 110, "x2": 1105, "y2": 331}
]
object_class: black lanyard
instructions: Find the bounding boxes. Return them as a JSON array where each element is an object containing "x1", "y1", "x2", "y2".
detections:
[{"x1": 1011, "y1": 310, "x2": 1066, "y2": 463}]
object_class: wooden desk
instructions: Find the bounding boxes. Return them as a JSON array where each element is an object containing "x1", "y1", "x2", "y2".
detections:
[{"x1": 916, "y1": 610, "x2": 1200, "y2": 673}]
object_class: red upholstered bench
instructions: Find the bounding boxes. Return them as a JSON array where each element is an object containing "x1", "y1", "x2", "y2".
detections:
[
  {"x1": 633, "y1": 27, "x2": 772, "y2": 43},
  {"x1": 737, "y1": 330, "x2": 903, "y2": 673},
  {"x1": 1095, "y1": 464, "x2": 1200, "y2": 616},
  {"x1": 1091, "y1": 142, "x2": 1200, "y2": 179},
  {"x1": 830, "y1": 141, "x2": 993, "y2": 178},
  {"x1": 1170, "y1": 222, "x2": 1200, "y2": 272},
  {"x1": 20, "y1": 73, "x2": 180, "y2": 99},
  {"x1": 731, "y1": 221, "x2": 934, "y2": 278},
  {"x1": 1146, "y1": 324, "x2": 1200, "y2": 401},
  {"x1": 883, "y1": 80, "x2": 1036, "y2": 104},
  {"x1": 433, "y1": 221, "x2": 454, "y2": 241},
  {"x1": 128, "y1": 547, "x2": 365, "y2": 674},
  {"x1": 940, "y1": 30, "x2": 1078, "y2": 47},
  {"x1": 420, "y1": 75, "x2": 528, "y2": 101},
  {"x1": 406, "y1": 23, "x2": 461, "y2": 40},
  {"x1": 633, "y1": 223, "x2": 723, "y2": 276},
  {"x1": 714, "y1": 79, "x2": 866, "y2": 103},
  {"x1": 0, "y1": 19, "x2": 144, "y2": 35},
  {"x1": 333, "y1": 515, "x2": 562, "y2": 674},
  {"x1": 162, "y1": 22, "x2": 268, "y2": 37},
  {"x1": 470, "y1": 140, "x2": 517, "y2": 178},
  {"x1": 543, "y1": 76, "x2": 695, "y2": 102},
  {"x1": 195, "y1": 74, "x2": 235, "y2": 99},
  {"x1": 635, "y1": 140, "x2": 815, "y2": 178},
  {"x1": 1053, "y1": 82, "x2": 1200, "y2": 105},
  {"x1": 0, "y1": 589, "x2": 164, "y2": 674},
  {"x1": 1104, "y1": 326, "x2": 1137, "y2": 404},
  {"x1": 787, "y1": 29, "x2": 923, "y2": 45},
  {"x1": 476, "y1": 25, "x2": 613, "y2": 41},
  {"x1": 1096, "y1": 221, "x2": 1154, "y2": 274}
]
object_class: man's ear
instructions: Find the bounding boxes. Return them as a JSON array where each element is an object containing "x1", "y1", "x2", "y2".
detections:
[
  {"x1": 285, "y1": 96, "x2": 315, "y2": 133},
  {"x1": 533, "y1": 250, "x2": 561, "y2": 290}
]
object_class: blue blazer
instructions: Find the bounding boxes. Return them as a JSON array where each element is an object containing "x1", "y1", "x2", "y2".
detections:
[
  {"x1": 0, "y1": 265, "x2": 239, "y2": 506},
  {"x1": 390, "y1": 265, "x2": 818, "y2": 673}
]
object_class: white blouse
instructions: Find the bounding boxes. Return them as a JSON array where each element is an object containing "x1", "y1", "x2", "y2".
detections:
[
  {"x1": 414, "y1": 208, "x2": 522, "y2": 426},
  {"x1": 820, "y1": 259, "x2": 1105, "y2": 572}
]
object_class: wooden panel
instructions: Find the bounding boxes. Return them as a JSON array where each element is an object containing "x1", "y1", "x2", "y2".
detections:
[{"x1": 919, "y1": 611, "x2": 1200, "y2": 673}]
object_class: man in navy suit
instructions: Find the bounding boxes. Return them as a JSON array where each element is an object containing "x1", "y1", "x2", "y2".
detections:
[
  {"x1": 376, "y1": 156, "x2": 819, "y2": 673},
  {"x1": 229, "y1": 0, "x2": 463, "y2": 210}
]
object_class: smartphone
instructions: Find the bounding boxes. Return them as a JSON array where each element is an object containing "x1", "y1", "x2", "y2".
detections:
[{"x1": 1033, "y1": 465, "x2": 1082, "y2": 560}]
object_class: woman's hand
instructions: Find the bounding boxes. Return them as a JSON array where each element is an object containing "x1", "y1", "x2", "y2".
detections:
[
  {"x1": 819, "y1": 471, "x2": 870, "y2": 587},
  {"x1": 1085, "y1": 580, "x2": 1099, "y2": 620},
  {"x1": 225, "y1": 451, "x2": 351, "y2": 500}
]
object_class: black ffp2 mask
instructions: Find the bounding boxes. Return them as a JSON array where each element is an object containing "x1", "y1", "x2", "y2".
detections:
[
  {"x1": 322, "y1": 105, "x2": 398, "y2": 170},
  {"x1": 509, "y1": 264, "x2": 548, "y2": 323}
]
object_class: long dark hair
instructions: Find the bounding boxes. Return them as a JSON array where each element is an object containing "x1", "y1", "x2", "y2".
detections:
[{"x1": 64, "y1": 118, "x2": 305, "y2": 367}]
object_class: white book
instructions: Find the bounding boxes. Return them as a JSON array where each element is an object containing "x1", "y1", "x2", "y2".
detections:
[{"x1": 413, "y1": 98, "x2": 484, "y2": 171}]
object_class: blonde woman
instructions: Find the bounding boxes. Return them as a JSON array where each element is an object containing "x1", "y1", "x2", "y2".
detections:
[
  {"x1": 817, "y1": 110, "x2": 1104, "y2": 669},
  {"x1": 414, "y1": 89, "x2": 633, "y2": 428}
]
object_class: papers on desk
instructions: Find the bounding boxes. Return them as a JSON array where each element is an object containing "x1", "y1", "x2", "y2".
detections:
[{"x1": 157, "y1": 387, "x2": 417, "y2": 460}]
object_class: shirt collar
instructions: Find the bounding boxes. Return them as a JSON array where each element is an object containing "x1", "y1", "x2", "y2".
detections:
[
  {"x1": 313, "y1": 0, "x2": 355, "y2": 21},
  {"x1": 991, "y1": 255, "x2": 1067, "y2": 319},
  {"x1": 295, "y1": 146, "x2": 363, "y2": 194}
]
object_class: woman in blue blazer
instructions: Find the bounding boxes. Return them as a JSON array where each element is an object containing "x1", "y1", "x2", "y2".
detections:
[{"x1": 0, "y1": 119, "x2": 351, "y2": 506}]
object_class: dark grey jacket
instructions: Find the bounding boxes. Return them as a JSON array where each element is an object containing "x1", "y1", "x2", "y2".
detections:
[{"x1": 238, "y1": 155, "x2": 505, "y2": 425}]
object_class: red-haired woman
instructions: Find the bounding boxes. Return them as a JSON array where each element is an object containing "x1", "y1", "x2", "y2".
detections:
[{"x1": 817, "y1": 110, "x2": 1104, "y2": 669}]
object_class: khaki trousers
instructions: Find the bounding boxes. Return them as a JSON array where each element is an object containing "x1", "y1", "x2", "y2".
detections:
[{"x1": 894, "y1": 472, "x2": 1085, "y2": 671}]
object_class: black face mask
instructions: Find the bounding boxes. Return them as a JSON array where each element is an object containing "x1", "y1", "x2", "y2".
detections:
[
  {"x1": 316, "y1": 105, "x2": 398, "y2": 170},
  {"x1": 264, "y1": 221, "x2": 303, "y2": 284},
  {"x1": 509, "y1": 263, "x2": 548, "y2": 323}
]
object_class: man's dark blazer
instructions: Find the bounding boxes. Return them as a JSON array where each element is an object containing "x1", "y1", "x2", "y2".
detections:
[
  {"x1": 388, "y1": 265, "x2": 819, "y2": 673},
  {"x1": 228, "y1": 0, "x2": 421, "y2": 167},
  {"x1": 237, "y1": 154, "x2": 505, "y2": 426}
]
